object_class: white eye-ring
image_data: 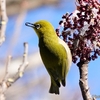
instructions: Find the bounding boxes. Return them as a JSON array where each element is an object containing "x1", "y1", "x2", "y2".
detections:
[{"x1": 35, "y1": 24, "x2": 41, "y2": 29}]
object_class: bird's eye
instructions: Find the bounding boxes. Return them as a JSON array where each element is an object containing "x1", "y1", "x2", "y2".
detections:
[{"x1": 35, "y1": 24, "x2": 41, "y2": 29}]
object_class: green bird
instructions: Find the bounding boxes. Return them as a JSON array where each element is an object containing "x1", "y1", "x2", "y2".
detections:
[{"x1": 25, "y1": 20, "x2": 72, "y2": 94}]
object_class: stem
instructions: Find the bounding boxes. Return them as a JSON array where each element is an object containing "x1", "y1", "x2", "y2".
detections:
[
  {"x1": 0, "y1": 0, "x2": 8, "y2": 45},
  {"x1": 77, "y1": 60, "x2": 95, "y2": 100},
  {"x1": 0, "y1": 43, "x2": 29, "y2": 100}
]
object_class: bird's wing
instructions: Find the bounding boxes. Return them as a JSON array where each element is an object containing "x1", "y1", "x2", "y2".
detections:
[{"x1": 58, "y1": 37, "x2": 72, "y2": 70}]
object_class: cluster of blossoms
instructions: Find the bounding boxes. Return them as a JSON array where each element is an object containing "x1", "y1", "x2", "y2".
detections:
[{"x1": 56, "y1": 0, "x2": 100, "y2": 63}]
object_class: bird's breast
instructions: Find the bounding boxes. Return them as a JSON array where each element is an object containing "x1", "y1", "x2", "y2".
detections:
[{"x1": 38, "y1": 37, "x2": 61, "y2": 68}]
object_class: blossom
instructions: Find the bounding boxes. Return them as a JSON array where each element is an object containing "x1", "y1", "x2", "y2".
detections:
[{"x1": 56, "y1": 0, "x2": 100, "y2": 63}]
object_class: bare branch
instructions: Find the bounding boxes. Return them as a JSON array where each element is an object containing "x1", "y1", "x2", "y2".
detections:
[
  {"x1": 18, "y1": 42, "x2": 28, "y2": 77},
  {"x1": 0, "y1": 82, "x2": 6, "y2": 100},
  {"x1": 0, "y1": 0, "x2": 8, "y2": 45},
  {"x1": 3, "y1": 56, "x2": 12, "y2": 81},
  {"x1": 0, "y1": 56, "x2": 12, "y2": 100},
  {"x1": 7, "y1": 42, "x2": 29, "y2": 85},
  {"x1": 77, "y1": 61, "x2": 94, "y2": 100},
  {"x1": 0, "y1": 42, "x2": 29, "y2": 100}
]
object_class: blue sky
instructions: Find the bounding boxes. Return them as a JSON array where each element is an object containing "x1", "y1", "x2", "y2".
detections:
[{"x1": 1, "y1": 0, "x2": 100, "y2": 99}]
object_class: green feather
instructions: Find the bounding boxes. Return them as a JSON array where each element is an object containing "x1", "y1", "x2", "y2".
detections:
[{"x1": 25, "y1": 20, "x2": 72, "y2": 94}]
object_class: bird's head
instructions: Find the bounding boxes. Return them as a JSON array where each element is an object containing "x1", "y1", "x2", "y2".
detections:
[{"x1": 25, "y1": 20, "x2": 56, "y2": 38}]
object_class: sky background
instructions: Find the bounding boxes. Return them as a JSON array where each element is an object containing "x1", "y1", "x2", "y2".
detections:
[{"x1": 0, "y1": 0, "x2": 100, "y2": 100}]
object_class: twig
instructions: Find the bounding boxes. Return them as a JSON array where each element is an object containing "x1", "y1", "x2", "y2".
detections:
[
  {"x1": 0, "y1": 0, "x2": 8, "y2": 45},
  {"x1": 77, "y1": 61, "x2": 95, "y2": 100},
  {"x1": 0, "y1": 42, "x2": 29, "y2": 100},
  {"x1": 7, "y1": 42, "x2": 29, "y2": 85},
  {"x1": 3, "y1": 55, "x2": 12, "y2": 81},
  {"x1": 0, "y1": 55, "x2": 12, "y2": 100}
]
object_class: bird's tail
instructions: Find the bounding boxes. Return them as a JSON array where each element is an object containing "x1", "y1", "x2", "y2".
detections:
[{"x1": 49, "y1": 79, "x2": 60, "y2": 94}]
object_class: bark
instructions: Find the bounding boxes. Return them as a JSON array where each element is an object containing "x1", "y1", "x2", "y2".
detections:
[{"x1": 77, "y1": 61, "x2": 96, "y2": 100}]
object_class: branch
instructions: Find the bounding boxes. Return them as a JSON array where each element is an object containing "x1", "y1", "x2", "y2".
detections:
[
  {"x1": 0, "y1": 0, "x2": 8, "y2": 45},
  {"x1": 8, "y1": 42, "x2": 29, "y2": 83},
  {"x1": 77, "y1": 61, "x2": 96, "y2": 100},
  {"x1": 0, "y1": 55, "x2": 11, "y2": 100},
  {"x1": 0, "y1": 42, "x2": 29, "y2": 100}
]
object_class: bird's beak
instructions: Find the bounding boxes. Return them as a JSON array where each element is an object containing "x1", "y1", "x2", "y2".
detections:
[{"x1": 25, "y1": 22, "x2": 35, "y2": 28}]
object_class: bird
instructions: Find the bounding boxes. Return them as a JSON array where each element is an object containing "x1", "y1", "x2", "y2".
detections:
[{"x1": 25, "y1": 20, "x2": 72, "y2": 94}]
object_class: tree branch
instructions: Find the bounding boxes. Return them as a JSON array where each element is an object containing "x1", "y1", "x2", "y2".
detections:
[
  {"x1": 8, "y1": 42, "x2": 29, "y2": 83},
  {"x1": 0, "y1": 0, "x2": 8, "y2": 45},
  {"x1": 0, "y1": 42, "x2": 29, "y2": 100},
  {"x1": 77, "y1": 61, "x2": 96, "y2": 100}
]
